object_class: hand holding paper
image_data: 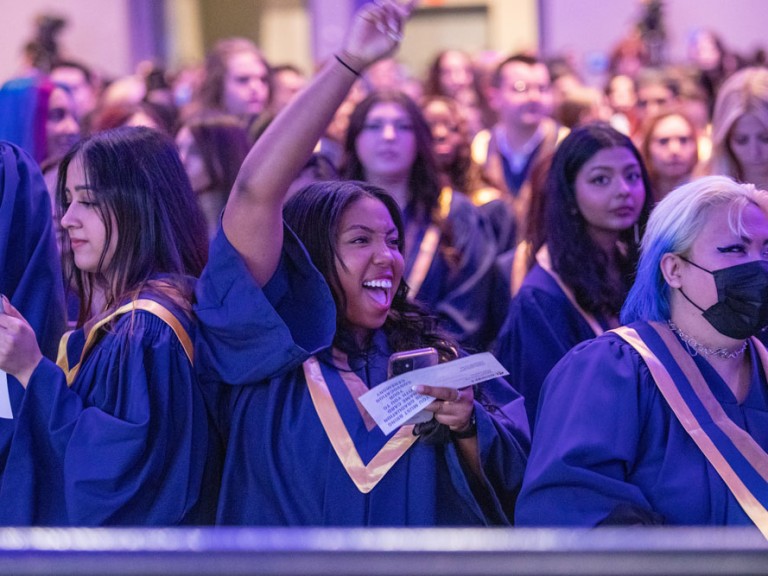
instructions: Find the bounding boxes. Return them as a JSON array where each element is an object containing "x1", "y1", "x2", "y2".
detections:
[
  {"x1": 0, "y1": 295, "x2": 43, "y2": 390},
  {"x1": 359, "y1": 352, "x2": 509, "y2": 435}
]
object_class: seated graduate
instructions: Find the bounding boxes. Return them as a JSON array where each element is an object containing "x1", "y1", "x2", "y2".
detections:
[
  {"x1": 494, "y1": 123, "x2": 653, "y2": 429},
  {"x1": 343, "y1": 89, "x2": 496, "y2": 350},
  {"x1": 516, "y1": 175, "x2": 768, "y2": 530},
  {"x1": 0, "y1": 127, "x2": 220, "y2": 525},
  {"x1": 420, "y1": 94, "x2": 514, "y2": 257},
  {"x1": 194, "y1": 0, "x2": 529, "y2": 526},
  {"x1": 0, "y1": 141, "x2": 67, "y2": 477}
]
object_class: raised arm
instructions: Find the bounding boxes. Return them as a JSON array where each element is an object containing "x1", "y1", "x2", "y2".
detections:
[{"x1": 223, "y1": 0, "x2": 416, "y2": 286}]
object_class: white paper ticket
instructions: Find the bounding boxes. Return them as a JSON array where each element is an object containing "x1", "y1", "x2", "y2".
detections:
[
  {"x1": 359, "y1": 352, "x2": 508, "y2": 435},
  {"x1": 0, "y1": 371, "x2": 12, "y2": 419}
]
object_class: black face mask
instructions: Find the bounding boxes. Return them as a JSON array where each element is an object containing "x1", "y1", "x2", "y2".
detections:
[{"x1": 678, "y1": 257, "x2": 768, "y2": 340}]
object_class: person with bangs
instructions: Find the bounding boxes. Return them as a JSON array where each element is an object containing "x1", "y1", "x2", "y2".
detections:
[
  {"x1": 194, "y1": 0, "x2": 529, "y2": 526},
  {"x1": 494, "y1": 123, "x2": 653, "y2": 430},
  {"x1": 343, "y1": 89, "x2": 495, "y2": 350},
  {"x1": 517, "y1": 176, "x2": 768, "y2": 529},
  {"x1": 0, "y1": 127, "x2": 220, "y2": 525}
]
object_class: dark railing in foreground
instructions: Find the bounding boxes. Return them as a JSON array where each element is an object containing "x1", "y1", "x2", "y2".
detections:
[{"x1": 0, "y1": 526, "x2": 765, "y2": 575}]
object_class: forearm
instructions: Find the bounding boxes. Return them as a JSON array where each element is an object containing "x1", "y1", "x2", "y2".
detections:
[
  {"x1": 231, "y1": 58, "x2": 358, "y2": 214},
  {"x1": 222, "y1": 0, "x2": 413, "y2": 285},
  {"x1": 455, "y1": 435, "x2": 482, "y2": 478}
]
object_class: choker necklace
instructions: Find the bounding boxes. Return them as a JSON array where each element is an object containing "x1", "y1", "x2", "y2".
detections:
[{"x1": 667, "y1": 320, "x2": 748, "y2": 360}]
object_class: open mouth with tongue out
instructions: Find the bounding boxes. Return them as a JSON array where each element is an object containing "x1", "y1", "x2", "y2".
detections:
[{"x1": 362, "y1": 278, "x2": 393, "y2": 308}]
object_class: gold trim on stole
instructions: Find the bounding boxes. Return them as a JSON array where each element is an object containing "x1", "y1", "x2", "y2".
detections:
[
  {"x1": 303, "y1": 356, "x2": 418, "y2": 494},
  {"x1": 612, "y1": 323, "x2": 768, "y2": 538},
  {"x1": 330, "y1": 348, "x2": 377, "y2": 431},
  {"x1": 535, "y1": 245, "x2": 605, "y2": 336},
  {"x1": 406, "y1": 187, "x2": 453, "y2": 300},
  {"x1": 57, "y1": 299, "x2": 194, "y2": 386}
]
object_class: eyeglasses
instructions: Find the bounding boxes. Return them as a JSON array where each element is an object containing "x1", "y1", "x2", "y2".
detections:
[{"x1": 511, "y1": 80, "x2": 550, "y2": 95}]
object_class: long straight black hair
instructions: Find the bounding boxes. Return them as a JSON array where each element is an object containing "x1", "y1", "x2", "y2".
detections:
[
  {"x1": 57, "y1": 126, "x2": 208, "y2": 325},
  {"x1": 546, "y1": 122, "x2": 654, "y2": 318}
]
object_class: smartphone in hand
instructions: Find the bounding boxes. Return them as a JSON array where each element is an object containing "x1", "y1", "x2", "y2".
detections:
[
  {"x1": 388, "y1": 347, "x2": 438, "y2": 424},
  {"x1": 387, "y1": 347, "x2": 438, "y2": 377}
]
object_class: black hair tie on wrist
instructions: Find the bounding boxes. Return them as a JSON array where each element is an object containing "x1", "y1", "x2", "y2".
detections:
[{"x1": 335, "y1": 54, "x2": 361, "y2": 77}]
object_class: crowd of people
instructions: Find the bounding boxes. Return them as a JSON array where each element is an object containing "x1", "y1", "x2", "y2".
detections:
[{"x1": 0, "y1": 0, "x2": 767, "y2": 533}]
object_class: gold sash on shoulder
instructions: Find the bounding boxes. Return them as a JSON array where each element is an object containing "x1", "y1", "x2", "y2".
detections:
[
  {"x1": 535, "y1": 245, "x2": 605, "y2": 336},
  {"x1": 303, "y1": 356, "x2": 418, "y2": 494},
  {"x1": 56, "y1": 299, "x2": 193, "y2": 386},
  {"x1": 613, "y1": 322, "x2": 768, "y2": 538}
]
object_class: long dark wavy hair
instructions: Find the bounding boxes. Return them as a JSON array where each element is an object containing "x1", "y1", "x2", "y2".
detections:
[
  {"x1": 342, "y1": 90, "x2": 442, "y2": 225},
  {"x1": 57, "y1": 126, "x2": 208, "y2": 326},
  {"x1": 283, "y1": 180, "x2": 457, "y2": 362},
  {"x1": 546, "y1": 122, "x2": 654, "y2": 318}
]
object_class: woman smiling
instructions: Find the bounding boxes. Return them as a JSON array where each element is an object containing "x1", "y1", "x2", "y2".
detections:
[{"x1": 194, "y1": 0, "x2": 529, "y2": 526}]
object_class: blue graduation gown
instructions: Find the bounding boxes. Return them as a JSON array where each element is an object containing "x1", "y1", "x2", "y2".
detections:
[
  {"x1": 0, "y1": 142, "x2": 67, "y2": 480},
  {"x1": 0, "y1": 141, "x2": 66, "y2": 361},
  {"x1": 515, "y1": 320, "x2": 768, "y2": 527},
  {"x1": 404, "y1": 191, "x2": 495, "y2": 351},
  {"x1": 494, "y1": 262, "x2": 606, "y2": 429},
  {"x1": 473, "y1": 196, "x2": 516, "y2": 257},
  {"x1": 195, "y1": 227, "x2": 530, "y2": 526},
  {"x1": 0, "y1": 289, "x2": 220, "y2": 526},
  {"x1": 0, "y1": 80, "x2": 50, "y2": 164}
]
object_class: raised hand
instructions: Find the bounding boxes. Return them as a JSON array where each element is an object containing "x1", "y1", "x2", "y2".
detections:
[
  {"x1": 340, "y1": 0, "x2": 417, "y2": 73},
  {"x1": 224, "y1": 0, "x2": 417, "y2": 286},
  {"x1": 0, "y1": 296, "x2": 43, "y2": 388}
]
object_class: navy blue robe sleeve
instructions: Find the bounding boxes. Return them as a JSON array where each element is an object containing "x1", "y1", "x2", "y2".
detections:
[
  {"x1": 0, "y1": 142, "x2": 66, "y2": 360},
  {"x1": 476, "y1": 197, "x2": 516, "y2": 256},
  {"x1": 0, "y1": 311, "x2": 215, "y2": 526},
  {"x1": 514, "y1": 334, "x2": 659, "y2": 526},
  {"x1": 494, "y1": 265, "x2": 598, "y2": 430},
  {"x1": 450, "y1": 375, "x2": 530, "y2": 523},
  {"x1": 195, "y1": 224, "x2": 336, "y2": 387}
]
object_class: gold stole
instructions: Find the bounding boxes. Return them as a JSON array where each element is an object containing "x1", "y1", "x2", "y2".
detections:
[
  {"x1": 406, "y1": 187, "x2": 452, "y2": 300},
  {"x1": 302, "y1": 355, "x2": 418, "y2": 493},
  {"x1": 56, "y1": 299, "x2": 194, "y2": 386},
  {"x1": 613, "y1": 322, "x2": 768, "y2": 538},
  {"x1": 535, "y1": 244, "x2": 605, "y2": 336}
]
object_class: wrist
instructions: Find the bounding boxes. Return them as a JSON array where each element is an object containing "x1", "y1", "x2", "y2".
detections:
[
  {"x1": 15, "y1": 354, "x2": 43, "y2": 389},
  {"x1": 450, "y1": 408, "x2": 477, "y2": 439},
  {"x1": 334, "y1": 53, "x2": 361, "y2": 78},
  {"x1": 336, "y1": 50, "x2": 367, "y2": 77}
]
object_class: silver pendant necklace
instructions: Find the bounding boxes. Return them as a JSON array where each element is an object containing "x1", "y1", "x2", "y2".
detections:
[{"x1": 667, "y1": 320, "x2": 748, "y2": 360}]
